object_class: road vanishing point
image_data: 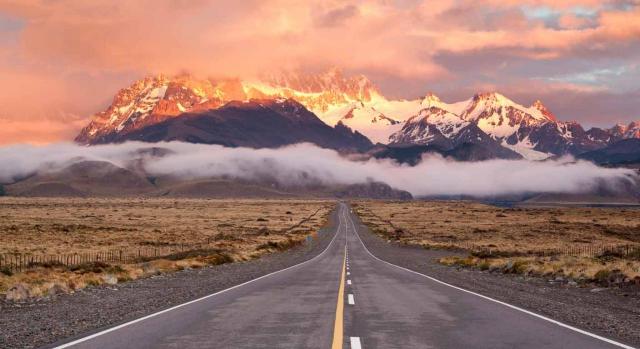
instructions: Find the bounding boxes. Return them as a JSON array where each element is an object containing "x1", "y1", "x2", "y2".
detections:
[{"x1": 47, "y1": 203, "x2": 636, "y2": 349}]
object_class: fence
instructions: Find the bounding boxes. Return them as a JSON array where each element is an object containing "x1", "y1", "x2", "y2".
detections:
[
  {"x1": 0, "y1": 206, "x2": 328, "y2": 274},
  {"x1": 0, "y1": 241, "x2": 215, "y2": 273},
  {"x1": 455, "y1": 241, "x2": 640, "y2": 258}
]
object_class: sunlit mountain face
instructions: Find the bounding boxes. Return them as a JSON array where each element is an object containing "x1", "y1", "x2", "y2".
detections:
[
  {"x1": 76, "y1": 69, "x2": 640, "y2": 160},
  {"x1": 1, "y1": 0, "x2": 640, "y2": 149}
]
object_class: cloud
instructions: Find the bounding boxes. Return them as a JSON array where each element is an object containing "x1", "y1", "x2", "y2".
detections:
[
  {"x1": 314, "y1": 4, "x2": 360, "y2": 27},
  {"x1": 0, "y1": 0, "x2": 639, "y2": 143},
  {"x1": 0, "y1": 142, "x2": 635, "y2": 197}
]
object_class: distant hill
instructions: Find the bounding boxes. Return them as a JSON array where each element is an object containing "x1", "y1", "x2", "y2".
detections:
[
  {"x1": 577, "y1": 139, "x2": 640, "y2": 166},
  {"x1": 4, "y1": 160, "x2": 411, "y2": 200},
  {"x1": 368, "y1": 141, "x2": 520, "y2": 164},
  {"x1": 6, "y1": 161, "x2": 155, "y2": 197}
]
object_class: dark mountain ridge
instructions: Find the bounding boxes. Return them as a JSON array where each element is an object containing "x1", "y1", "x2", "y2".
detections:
[{"x1": 81, "y1": 98, "x2": 372, "y2": 152}]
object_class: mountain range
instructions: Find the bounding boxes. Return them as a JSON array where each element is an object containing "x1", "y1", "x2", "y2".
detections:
[{"x1": 76, "y1": 69, "x2": 640, "y2": 162}]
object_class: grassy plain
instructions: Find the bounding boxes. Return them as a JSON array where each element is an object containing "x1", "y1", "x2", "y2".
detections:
[
  {"x1": 0, "y1": 198, "x2": 332, "y2": 299},
  {"x1": 353, "y1": 200, "x2": 640, "y2": 286}
]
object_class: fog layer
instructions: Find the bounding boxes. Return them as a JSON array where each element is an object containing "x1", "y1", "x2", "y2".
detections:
[{"x1": 0, "y1": 142, "x2": 636, "y2": 197}]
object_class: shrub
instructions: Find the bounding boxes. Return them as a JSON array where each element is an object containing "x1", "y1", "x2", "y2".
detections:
[
  {"x1": 593, "y1": 269, "x2": 626, "y2": 286},
  {"x1": 257, "y1": 240, "x2": 283, "y2": 250},
  {"x1": 503, "y1": 259, "x2": 529, "y2": 274},
  {"x1": 594, "y1": 269, "x2": 611, "y2": 284},
  {"x1": 199, "y1": 252, "x2": 234, "y2": 266},
  {"x1": 69, "y1": 261, "x2": 111, "y2": 274},
  {"x1": 0, "y1": 184, "x2": 5, "y2": 196},
  {"x1": 478, "y1": 260, "x2": 491, "y2": 271}
]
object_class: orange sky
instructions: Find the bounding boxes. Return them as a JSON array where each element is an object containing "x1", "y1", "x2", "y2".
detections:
[{"x1": 0, "y1": 0, "x2": 639, "y2": 144}]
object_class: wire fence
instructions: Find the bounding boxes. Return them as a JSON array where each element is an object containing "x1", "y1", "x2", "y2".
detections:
[
  {"x1": 0, "y1": 207, "x2": 327, "y2": 274},
  {"x1": 0, "y1": 242, "x2": 214, "y2": 273},
  {"x1": 455, "y1": 241, "x2": 640, "y2": 258}
]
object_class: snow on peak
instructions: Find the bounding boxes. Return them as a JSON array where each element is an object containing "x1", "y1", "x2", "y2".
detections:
[
  {"x1": 622, "y1": 121, "x2": 640, "y2": 138},
  {"x1": 420, "y1": 93, "x2": 442, "y2": 106},
  {"x1": 531, "y1": 99, "x2": 557, "y2": 121},
  {"x1": 462, "y1": 91, "x2": 552, "y2": 125},
  {"x1": 77, "y1": 69, "x2": 640, "y2": 161},
  {"x1": 472, "y1": 92, "x2": 513, "y2": 104}
]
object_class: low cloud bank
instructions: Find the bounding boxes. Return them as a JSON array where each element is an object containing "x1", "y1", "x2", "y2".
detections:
[{"x1": 0, "y1": 142, "x2": 636, "y2": 197}]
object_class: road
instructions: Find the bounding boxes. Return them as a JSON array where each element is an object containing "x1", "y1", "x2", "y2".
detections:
[{"x1": 48, "y1": 203, "x2": 635, "y2": 349}]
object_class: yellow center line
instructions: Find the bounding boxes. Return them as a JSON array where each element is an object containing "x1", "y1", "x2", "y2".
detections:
[{"x1": 331, "y1": 246, "x2": 347, "y2": 349}]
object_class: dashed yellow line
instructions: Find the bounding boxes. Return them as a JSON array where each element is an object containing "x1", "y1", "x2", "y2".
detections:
[{"x1": 331, "y1": 246, "x2": 347, "y2": 349}]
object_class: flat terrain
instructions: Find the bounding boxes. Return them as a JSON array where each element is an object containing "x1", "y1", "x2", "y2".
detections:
[
  {"x1": 0, "y1": 207, "x2": 340, "y2": 349},
  {"x1": 354, "y1": 200, "x2": 640, "y2": 251},
  {"x1": 0, "y1": 198, "x2": 331, "y2": 255},
  {"x1": 0, "y1": 198, "x2": 332, "y2": 299},
  {"x1": 1, "y1": 203, "x2": 638, "y2": 348},
  {"x1": 354, "y1": 200, "x2": 640, "y2": 284},
  {"x1": 3, "y1": 203, "x2": 635, "y2": 349}
]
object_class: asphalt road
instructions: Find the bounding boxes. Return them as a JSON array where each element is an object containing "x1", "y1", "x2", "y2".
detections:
[{"x1": 48, "y1": 203, "x2": 635, "y2": 349}]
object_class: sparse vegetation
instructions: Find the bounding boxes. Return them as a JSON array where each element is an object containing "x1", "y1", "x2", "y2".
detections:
[
  {"x1": 0, "y1": 198, "x2": 332, "y2": 300},
  {"x1": 0, "y1": 184, "x2": 5, "y2": 196},
  {"x1": 354, "y1": 200, "x2": 640, "y2": 287}
]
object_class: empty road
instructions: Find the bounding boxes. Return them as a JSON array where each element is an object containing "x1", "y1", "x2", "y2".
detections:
[{"x1": 48, "y1": 203, "x2": 635, "y2": 349}]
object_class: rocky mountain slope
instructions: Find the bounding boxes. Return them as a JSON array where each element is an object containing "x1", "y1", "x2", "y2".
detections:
[
  {"x1": 76, "y1": 70, "x2": 382, "y2": 145},
  {"x1": 84, "y1": 98, "x2": 372, "y2": 151},
  {"x1": 76, "y1": 69, "x2": 640, "y2": 161},
  {"x1": 576, "y1": 139, "x2": 640, "y2": 166}
]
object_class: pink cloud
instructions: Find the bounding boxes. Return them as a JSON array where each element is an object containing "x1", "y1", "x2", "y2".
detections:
[{"x1": 0, "y1": 0, "x2": 638, "y2": 144}]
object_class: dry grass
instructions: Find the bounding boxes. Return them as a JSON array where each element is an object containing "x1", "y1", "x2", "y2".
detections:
[
  {"x1": 0, "y1": 198, "x2": 332, "y2": 300},
  {"x1": 354, "y1": 200, "x2": 640, "y2": 286}
]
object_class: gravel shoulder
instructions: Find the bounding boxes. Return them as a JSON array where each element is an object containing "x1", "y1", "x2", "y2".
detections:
[
  {"x1": 351, "y1": 211, "x2": 640, "y2": 347},
  {"x1": 0, "y1": 206, "x2": 340, "y2": 349},
  {"x1": 3, "y1": 203, "x2": 639, "y2": 348}
]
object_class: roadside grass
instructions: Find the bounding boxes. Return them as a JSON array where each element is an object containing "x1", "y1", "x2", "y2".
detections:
[
  {"x1": 353, "y1": 200, "x2": 640, "y2": 287},
  {"x1": 0, "y1": 198, "x2": 332, "y2": 300},
  {"x1": 440, "y1": 254, "x2": 640, "y2": 286}
]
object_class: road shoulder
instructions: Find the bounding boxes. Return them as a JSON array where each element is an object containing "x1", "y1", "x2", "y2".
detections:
[
  {"x1": 350, "y1": 210, "x2": 640, "y2": 347},
  {"x1": 0, "y1": 206, "x2": 341, "y2": 349}
]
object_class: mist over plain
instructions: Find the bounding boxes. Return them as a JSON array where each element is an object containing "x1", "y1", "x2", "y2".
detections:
[{"x1": 0, "y1": 142, "x2": 636, "y2": 197}]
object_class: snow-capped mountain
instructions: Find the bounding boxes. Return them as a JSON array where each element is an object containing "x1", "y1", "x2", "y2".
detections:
[
  {"x1": 613, "y1": 121, "x2": 640, "y2": 139},
  {"x1": 76, "y1": 75, "x2": 232, "y2": 143},
  {"x1": 99, "y1": 98, "x2": 372, "y2": 151},
  {"x1": 388, "y1": 92, "x2": 640, "y2": 160},
  {"x1": 76, "y1": 69, "x2": 640, "y2": 161},
  {"x1": 77, "y1": 69, "x2": 392, "y2": 144}
]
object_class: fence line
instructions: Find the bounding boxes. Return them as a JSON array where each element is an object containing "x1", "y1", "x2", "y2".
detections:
[
  {"x1": 0, "y1": 207, "x2": 327, "y2": 274},
  {"x1": 452, "y1": 241, "x2": 640, "y2": 259},
  {"x1": 0, "y1": 241, "x2": 215, "y2": 273}
]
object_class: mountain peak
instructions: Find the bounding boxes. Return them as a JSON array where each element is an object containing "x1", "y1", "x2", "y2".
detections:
[
  {"x1": 261, "y1": 68, "x2": 378, "y2": 97},
  {"x1": 420, "y1": 92, "x2": 442, "y2": 107},
  {"x1": 531, "y1": 99, "x2": 557, "y2": 121},
  {"x1": 472, "y1": 92, "x2": 512, "y2": 104},
  {"x1": 75, "y1": 71, "x2": 640, "y2": 161}
]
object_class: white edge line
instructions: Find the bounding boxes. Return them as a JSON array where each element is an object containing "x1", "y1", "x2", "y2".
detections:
[
  {"x1": 347, "y1": 280, "x2": 352, "y2": 285},
  {"x1": 347, "y1": 208, "x2": 636, "y2": 349},
  {"x1": 53, "y1": 206, "x2": 346, "y2": 349},
  {"x1": 348, "y1": 294, "x2": 355, "y2": 305},
  {"x1": 350, "y1": 336, "x2": 362, "y2": 349}
]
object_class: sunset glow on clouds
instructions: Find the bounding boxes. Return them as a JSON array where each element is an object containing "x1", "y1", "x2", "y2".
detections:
[{"x1": 0, "y1": 0, "x2": 639, "y2": 144}]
